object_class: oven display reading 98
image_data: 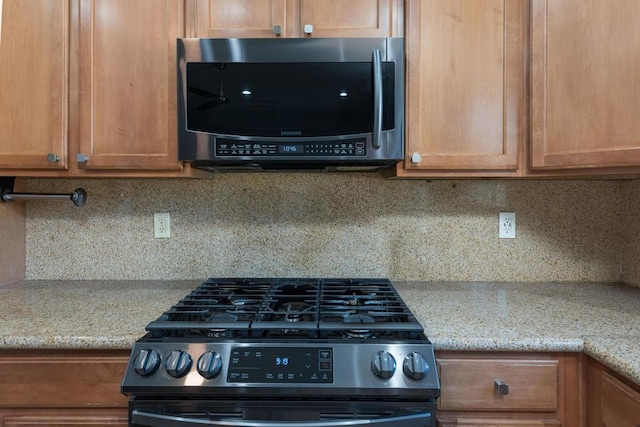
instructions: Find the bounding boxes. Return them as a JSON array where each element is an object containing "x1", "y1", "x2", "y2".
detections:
[{"x1": 227, "y1": 347, "x2": 333, "y2": 384}]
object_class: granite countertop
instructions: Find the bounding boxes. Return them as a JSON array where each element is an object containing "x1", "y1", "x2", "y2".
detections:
[{"x1": 0, "y1": 280, "x2": 639, "y2": 385}]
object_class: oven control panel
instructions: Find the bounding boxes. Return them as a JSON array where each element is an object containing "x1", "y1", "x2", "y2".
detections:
[
  {"x1": 227, "y1": 346, "x2": 333, "y2": 383},
  {"x1": 122, "y1": 341, "x2": 440, "y2": 399}
]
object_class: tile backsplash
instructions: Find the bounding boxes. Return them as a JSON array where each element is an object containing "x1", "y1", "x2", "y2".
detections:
[{"x1": 24, "y1": 175, "x2": 636, "y2": 283}]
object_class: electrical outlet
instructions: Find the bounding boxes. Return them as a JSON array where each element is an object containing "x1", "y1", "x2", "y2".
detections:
[
  {"x1": 499, "y1": 212, "x2": 516, "y2": 239},
  {"x1": 154, "y1": 212, "x2": 171, "y2": 238}
]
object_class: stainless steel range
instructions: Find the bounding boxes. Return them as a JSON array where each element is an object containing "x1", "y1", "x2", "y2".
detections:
[{"x1": 122, "y1": 278, "x2": 440, "y2": 427}]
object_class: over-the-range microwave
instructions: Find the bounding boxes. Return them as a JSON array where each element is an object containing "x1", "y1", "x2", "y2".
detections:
[{"x1": 177, "y1": 37, "x2": 404, "y2": 172}]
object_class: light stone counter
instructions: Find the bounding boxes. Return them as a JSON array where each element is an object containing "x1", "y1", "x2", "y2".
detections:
[{"x1": 0, "y1": 280, "x2": 639, "y2": 384}]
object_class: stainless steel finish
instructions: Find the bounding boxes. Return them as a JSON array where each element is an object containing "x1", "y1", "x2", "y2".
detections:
[
  {"x1": 495, "y1": 380, "x2": 509, "y2": 395},
  {"x1": 272, "y1": 25, "x2": 282, "y2": 35},
  {"x1": 132, "y1": 409, "x2": 431, "y2": 427},
  {"x1": 1, "y1": 187, "x2": 87, "y2": 207},
  {"x1": 372, "y1": 48, "x2": 383, "y2": 149},
  {"x1": 176, "y1": 37, "x2": 404, "y2": 172},
  {"x1": 122, "y1": 342, "x2": 439, "y2": 398},
  {"x1": 76, "y1": 153, "x2": 89, "y2": 163},
  {"x1": 47, "y1": 153, "x2": 60, "y2": 163}
]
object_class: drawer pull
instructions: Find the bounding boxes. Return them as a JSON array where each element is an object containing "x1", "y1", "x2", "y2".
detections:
[{"x1": 495, "y1": 380, "x2": 509, "y2": 395}]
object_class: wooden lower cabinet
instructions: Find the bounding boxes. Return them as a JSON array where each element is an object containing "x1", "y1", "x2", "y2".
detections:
[
  {"x1": 435, "y1": 352, "x2": 584, "y2": 427},
  {"x1": 587, "y1": 357, "x2": 640, "y2": 427},
  {"x1": 0, "y1": 350, "x2": 130, "y2": 427},
  {"x1": 439, "y1": 420, "x2": 560, "y2": 427},
  {"x1": 0, "y1": 409, "x2": 128, "y2": 427}
]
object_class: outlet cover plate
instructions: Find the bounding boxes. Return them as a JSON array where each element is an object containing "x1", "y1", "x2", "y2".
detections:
[
  {"x1": 154, "y1": 212, "x2": 171, "y2": 238},
  {"x1": 499, "y1": 212, "x2": 516, "y2": 239}
]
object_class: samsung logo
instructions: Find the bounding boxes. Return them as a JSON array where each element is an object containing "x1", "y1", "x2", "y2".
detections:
[{"x1": 280, "y1": 130, "x2": 302, "y2": 136}]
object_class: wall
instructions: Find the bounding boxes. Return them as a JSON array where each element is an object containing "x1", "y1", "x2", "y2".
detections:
[
  {"x1": 0, "y1": 178, "x2": 26, "y2": 285},
  {"x1": 24, "y1": 175, "x2": 628, "y2": 283}
]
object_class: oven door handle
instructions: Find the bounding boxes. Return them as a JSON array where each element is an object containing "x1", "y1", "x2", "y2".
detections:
[{"x1": 131, "y1": 409, "x2": 430, "y2": 427}]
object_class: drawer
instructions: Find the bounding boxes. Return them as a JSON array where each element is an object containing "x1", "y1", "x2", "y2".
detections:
[
  {"x1": 0, "y1": 355, "x2": 129, "y2": 407},
  {"x1": 437, "y1": 358, "x2": 559, "y2": 411}
]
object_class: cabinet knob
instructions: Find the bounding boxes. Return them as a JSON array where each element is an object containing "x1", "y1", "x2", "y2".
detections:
[
  {"x1": 495, "y1": 380, "x2": 509, "y2": 395},
  {"x1": 304, "y1": 24, "x2": 314, "y2": 35},
  {"x1": 47, "y1": 154, "x2": 60, "y2": 163},
  {"x1": 76, "y1": 153, "x2": 89, "y2": 163},
  {"x1": 411, "y1": 152, "x2": 422, "y2": 163},
  {"x1": 273, "y1": 25, "x2": 282, "y2": 36}
]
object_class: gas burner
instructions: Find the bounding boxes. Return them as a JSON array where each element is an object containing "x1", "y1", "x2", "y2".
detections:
[
  {"x1": 282, "y1": 301, "x2": 312, "y2": 323},
  {"x1": 228, "y1": 295, "x2": 260, "y2": 306},
  {"x1": 206, "y1": 329, "x2": 238, "y2": 338},
  {"x1": 275, "y1": 281, "x2": 317, "y2": 295},
  {"x1": 343, "y1": 313, "x2": 375, "y2": 324},
  {"x1": 205, "y1": 312, "x2": 239, "y2": 323},
  {"x1": 327, "y1": 285, "x2": 381, "y2": 296},
  {"x1": 343, "y1": 329, "x2": 375, "y2": 339}
]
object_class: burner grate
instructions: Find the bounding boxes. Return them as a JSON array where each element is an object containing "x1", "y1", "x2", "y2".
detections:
[{"x1": 145, "y1": 278, "x2": 424, "y2": 340}]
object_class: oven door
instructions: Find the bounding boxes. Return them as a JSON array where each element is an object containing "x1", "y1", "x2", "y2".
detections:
[{"x1": 129, "y1": 399, "x2": 435, "y2": 427}]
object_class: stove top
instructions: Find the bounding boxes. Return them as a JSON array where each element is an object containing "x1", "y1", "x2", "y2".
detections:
[
  {"x1": 145, "y1": 278, "x2": 425, "y2": 341},
  {"x1": 123, "y1": 278, "x2": 439, "y2": 400}
]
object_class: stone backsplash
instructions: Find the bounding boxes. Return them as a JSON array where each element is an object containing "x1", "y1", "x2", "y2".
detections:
[{"x1": 24, "y1": 175, "x2": 632, "y2": 283}]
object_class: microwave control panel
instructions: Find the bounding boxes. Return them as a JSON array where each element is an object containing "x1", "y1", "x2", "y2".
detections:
[{"x1": 216, "y1": 141, "x2": 365, "y2": 157}]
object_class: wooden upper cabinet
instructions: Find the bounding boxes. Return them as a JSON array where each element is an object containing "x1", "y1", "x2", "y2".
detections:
[
  {"x1": 393, "y1": 0, "x2": 525, "y2": 178},
  {"x1": 189, "y1": 0, "x2": 288, "y2": 38},
  {"x1": 530, "y1": 0, "x2": 640, "y2": 171},
  {"x1": 188, "y1": 0, "x2": 401, "y2": 38},
  {"x1": 299, "y1": 0, "x2": 402, "y2": 38},
  {"x1": 0, "y1": 0, "x2": 69, "y2": 170},
  {"x1": 77, "y1": 0, "x2": 183, "y2": 170}
]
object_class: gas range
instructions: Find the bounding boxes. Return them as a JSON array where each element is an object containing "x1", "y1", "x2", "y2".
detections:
[{"x1": 122, "y1": 278, "x2": 440, "y2": 427}]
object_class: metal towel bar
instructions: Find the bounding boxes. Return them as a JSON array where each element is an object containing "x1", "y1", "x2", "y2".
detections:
[{"x1": 0, "y1": 177, "x2": 87, "y2": 207}]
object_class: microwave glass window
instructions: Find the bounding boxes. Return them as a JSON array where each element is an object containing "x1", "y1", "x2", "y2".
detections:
[{"x1": 185, "y1": 62, "x2": 395, "y2": 137}]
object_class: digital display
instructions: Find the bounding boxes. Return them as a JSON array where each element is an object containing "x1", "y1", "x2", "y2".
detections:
[
  {"x1": 278, "y1": 145, "x2": 304, "y2": 154},
  {"x1": 227, "y1": 347, "x2": 333, "y2": 383}
]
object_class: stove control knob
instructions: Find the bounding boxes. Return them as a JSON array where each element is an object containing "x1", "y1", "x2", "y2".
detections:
[
  {"x1": 165, "y1": 350, "x2": 193, "y2": 378},
  {"x1": 197, "y1": 351, "x2": 223, "y2": 379},
  {"x1": 371, "y1": 351, "x2": 396, "y2": 379},
  {"x1": 403, "y1": 352, "x2": 429, "y2": 380},
  {"x1": 133, "y1": 349, "x2": 161, "y2": 377}
]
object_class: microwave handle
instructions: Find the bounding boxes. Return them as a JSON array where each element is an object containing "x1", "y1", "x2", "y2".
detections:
[
  {"x1": 131, "y1": 409, "x2": 430, "y2": 427},
  {"x1": 372, "y1": 48, "x2": 383, "y2": 149}
]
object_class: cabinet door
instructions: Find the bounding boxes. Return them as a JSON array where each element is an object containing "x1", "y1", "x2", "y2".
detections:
[
  {"x1": 530, "y1": 0, "x2": 640, "y2": 170},
  {"x1": 189, "y1": 0, "x2": 288, "y2": 38},
  {"x1": 0, "y1": 0, "x2": 69, "y2": 170},
  {"x1": 395, "y1": 0, "x2": 525, "y2": 178},
  {"x1": 600, "y1": 372, "x2": 640, "y2": 427},
  {"x1": 77, "y1": 0, "x2": 183, "y2": 170},
  {"x1": 299, "y1": 0, "x2": 401, "y2": 37}
]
